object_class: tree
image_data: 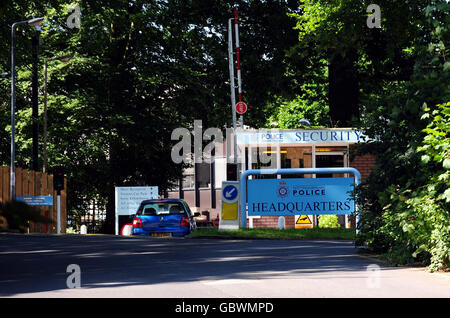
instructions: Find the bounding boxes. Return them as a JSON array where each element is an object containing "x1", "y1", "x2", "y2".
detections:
[
  {"x1": 0, "y1": 0, "x2": 308, "y2": 233},
  {"x1": 290, "y1": 0, "x2": 429, "y2": 127},
  {"x1": 288, "y1": 0, "x2": 449, "y2": 269},
  {"x1": 353, "y1": 1, "x2": 449, "y2": 270}
]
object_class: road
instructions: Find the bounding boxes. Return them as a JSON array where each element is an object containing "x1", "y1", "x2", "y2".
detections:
[{"x1": 0, "y1": 233, "x2": 448, "y2": 298}]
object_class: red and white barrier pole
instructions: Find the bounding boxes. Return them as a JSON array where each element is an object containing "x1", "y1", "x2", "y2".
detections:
[
  {"x1": 228, "y1": 17, "x2": 237, "y2": 164},
  {"x1": 234, "y1": 8, "x2": 243, "y2": 127}
]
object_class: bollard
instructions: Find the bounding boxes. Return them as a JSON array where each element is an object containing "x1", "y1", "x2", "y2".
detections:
[
  {"x1": 278, "y1": 216, "x2": 285, "y2": 230},
  {"x1": 80, "y1": 225, "x2": 87, "y2": 235},
  {"x1": 121, "y1": 224, "x2": 133, "y2": 236}
]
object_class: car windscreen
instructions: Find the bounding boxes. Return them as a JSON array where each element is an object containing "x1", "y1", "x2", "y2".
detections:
[{"x1": 138, "y1": 202, "x2": 186, "y2": 216}]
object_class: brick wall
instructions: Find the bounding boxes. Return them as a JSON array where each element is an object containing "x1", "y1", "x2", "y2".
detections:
[
  {"x1": 349, "y1": 152, "x2": 376, "y2": 182},
  {"x1": 249, "y1": 215, "x2": 296, "y2": 229}
]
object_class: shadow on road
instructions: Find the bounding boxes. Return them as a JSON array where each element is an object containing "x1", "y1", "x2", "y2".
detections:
[{"x1": 0, "y1": 234, "x2": 386, "y2": 296}]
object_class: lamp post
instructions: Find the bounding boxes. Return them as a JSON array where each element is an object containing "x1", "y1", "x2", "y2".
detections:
[
  {"x1": 43, "y1": 55, "x2": 72, "y2": 174},
  {"x1": 32, "y1": 27, "x2": 41, "y2": 172},
  {"x1": 11, "y1": 17, "x2": 44, "y2": 200}
]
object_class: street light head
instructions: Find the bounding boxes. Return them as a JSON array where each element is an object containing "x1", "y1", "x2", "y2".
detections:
[
  {"x1": 298, "y1": 118, "x2": 312, "y2": 128},
  {"x1": 27, "y1": 17, "x2": 44, "y2": 27}
]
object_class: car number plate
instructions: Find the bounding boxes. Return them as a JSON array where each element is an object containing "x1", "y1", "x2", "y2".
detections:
[{"x1": 151, "y1": 233, "x2": 172, "y2": 237}]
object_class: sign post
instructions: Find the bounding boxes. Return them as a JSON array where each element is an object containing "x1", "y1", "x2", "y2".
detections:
[
  {"x1": 247, "y1": 177, "x2": 355, "y2": 216},
  {"x1": 236, "y1": 129, "x2": 367, "y2": 145},
  {"x1": 53, "y1": 166, "x2": 64, "y2": 234},
  {"x1": 219, "y1": 181, "x2": 240, "y2": 231},
  {"x1": 57, "y1": 194, "x2": 61, "y2": 234},
  {"x1": 239, "y1": 168, "x2": 361, "y2": 232},
  {"x1": 235, "y1": 101, "x2": 247, "y2": 115},
  {"x1": 115, "y1": 186, "x2": 158, "y2": 235},
  {"x1": 16, "y1": 196, "x2": 53, "y2": 234},
  {"x1": 16, "y1": 195, "x2": 53, "y2": 206},
  {"x1": 295, "y1": 215, "x2": 313, "y2": 229}
]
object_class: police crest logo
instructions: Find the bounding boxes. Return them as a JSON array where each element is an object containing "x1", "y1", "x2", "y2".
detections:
[{"x1": 276, "y1": 182, "x2": 289, "y2": 199}]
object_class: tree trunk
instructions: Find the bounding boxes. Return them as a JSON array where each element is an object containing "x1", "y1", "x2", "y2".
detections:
[{"x1": 328, "y1": 50, "x2": 359, "y2": 127}]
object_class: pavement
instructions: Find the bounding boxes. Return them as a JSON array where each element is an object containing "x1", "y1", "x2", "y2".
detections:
[{"x1": 0, "y1": 233, "x2": 449, "y2": 298}]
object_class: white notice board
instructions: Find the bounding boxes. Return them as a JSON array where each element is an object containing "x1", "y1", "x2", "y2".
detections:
[{"x1": 115, "y1": 186, "x2": 158, "y2": 235}]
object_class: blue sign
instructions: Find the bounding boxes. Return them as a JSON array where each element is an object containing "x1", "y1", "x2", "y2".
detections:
[
  {"x1": 223, "y1": 184, "x2": 238, "y2": 202},
  {"x1": 247, "y1": 178, "x2": 354, "y2": 216},
  {"x1": 16, "y1": 196, "x2": 54, "y2": 206}
]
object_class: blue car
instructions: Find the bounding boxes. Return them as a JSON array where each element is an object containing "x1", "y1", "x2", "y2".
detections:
[{"x1": 132, "y1": 199, "x2": 199, "y2": 237}]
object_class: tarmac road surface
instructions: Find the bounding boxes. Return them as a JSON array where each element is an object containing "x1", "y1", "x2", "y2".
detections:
[{"x1": 0, "y1": 233, "x2": 449, "y2": 298}]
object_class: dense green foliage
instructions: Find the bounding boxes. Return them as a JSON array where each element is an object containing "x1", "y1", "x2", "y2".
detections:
[
  {"x1": 266, "y1": 80, "x2": 329, "y2": 128},
  {"x1": 360, "y1": 103, "x2": 450, "y2": 271},
  {"x1": 318, "y1": 215, "x2": 340, "y2": 229},
  {"x1": 286, "y1": 0, "x2": 449, "y2": 270},
  {"x1": 354, "y1": 1, "x2": 448, "y2": 271}
]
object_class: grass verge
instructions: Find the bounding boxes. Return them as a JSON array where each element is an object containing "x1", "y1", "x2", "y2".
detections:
[{"x1": 190, "y1": 227, "x2": 356, "y2": 240}]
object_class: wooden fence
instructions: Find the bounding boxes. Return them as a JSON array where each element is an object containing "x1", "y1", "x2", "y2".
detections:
[{"x1": 0, "y1": 166, "x2": 67, "y2": 233}]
